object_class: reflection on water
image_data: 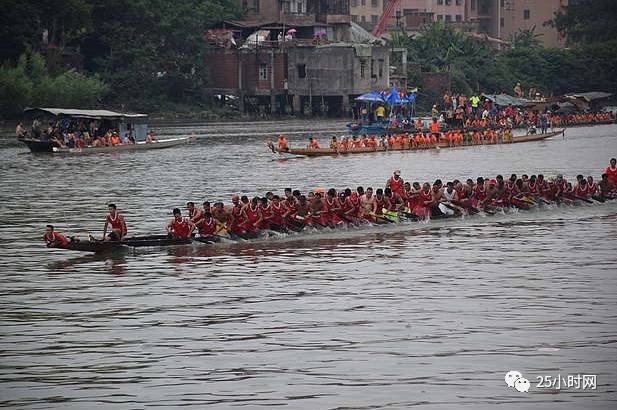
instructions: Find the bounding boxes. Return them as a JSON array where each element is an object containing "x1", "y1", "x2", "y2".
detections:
[{"x1": 0, "y1": 123, "x2": 616, "y2": 408}]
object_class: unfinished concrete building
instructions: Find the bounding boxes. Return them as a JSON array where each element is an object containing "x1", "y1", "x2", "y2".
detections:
[{"x1": 203, "y1": 0, "x2": 390, "y2": 116}]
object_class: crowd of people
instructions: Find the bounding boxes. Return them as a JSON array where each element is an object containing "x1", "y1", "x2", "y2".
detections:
[
  {"x1": 353, "y1": 89, "x2": 613, "y2": 136},
  {"x1": 44, "y1": 159, "x2": 617, "y2": 248},
  {"x1": 17, "y1": 118, "x2": 159, "y2": 148}
]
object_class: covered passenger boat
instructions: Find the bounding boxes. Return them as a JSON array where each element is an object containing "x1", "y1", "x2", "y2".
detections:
[{"x1": 18, "y1": 107, "x2": 193, "y2": 153}]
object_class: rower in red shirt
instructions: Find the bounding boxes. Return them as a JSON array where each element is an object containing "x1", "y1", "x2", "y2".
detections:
[
  {"x1": 413, "y1": 183, "x2": 432, "y2": 217},
  {"x1": 103, "y1": 203, "x2": 127, "y2": 241},
  {"x1": 196, "y1": 210, "x2": 217, "y2": 237},
  {"x1": 604, "y1": 158, "x2": 617, "y2": 186},
  {"x1": 385, "y1": 170, "x2": 404, "y2": 198},
  {"x1": 228, "y1": 195, "x2": 248, "y2": 235},
  {"x1": 166, "y1": 208, "x2": 194, "y2": 238},
  {"x1": 586, "y1": 176, "x2": 599, "y2": 197},
  {"x1": 43, "y1": 224, "x2": 70, "y2": 248},
  {"x1": 324, "y1": 188, "x2": 344, "y2": 225},
  {"x1": 242, "y1": 197, "x2": 263, "y2": 233},
  {"x1": 574, "y1": 176, "x2": 589, "y2": 198},
  {"x1": 473, "y1": 177, "x2": 488, "y2": 206}
]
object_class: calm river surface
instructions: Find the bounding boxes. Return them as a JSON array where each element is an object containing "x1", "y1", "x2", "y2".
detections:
[{"x1": 0, "y1": 121, "x2": 616, "y2": 409}]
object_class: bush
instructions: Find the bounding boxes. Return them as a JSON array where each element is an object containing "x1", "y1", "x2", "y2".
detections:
[{"x1": 0, "y1": 51, "x2": 108, "y2": 119}]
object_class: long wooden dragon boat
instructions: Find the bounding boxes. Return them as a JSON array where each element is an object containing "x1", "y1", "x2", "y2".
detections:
[{"x1": 270, "y1": 129, "x2": 565, "y2": 157}]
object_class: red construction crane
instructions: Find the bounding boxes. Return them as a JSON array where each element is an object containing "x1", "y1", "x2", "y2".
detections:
[{"x1": 372, "y1": 0, "x2": 401, "y2": 38}]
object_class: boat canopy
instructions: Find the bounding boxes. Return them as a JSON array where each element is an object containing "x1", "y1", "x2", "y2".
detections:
[
  {"x1": 24, "y1": 107, "x2": 148, "y2": 121},
  {"x1": 483, "y1": 94, "x2": 532, "y2": 108}
]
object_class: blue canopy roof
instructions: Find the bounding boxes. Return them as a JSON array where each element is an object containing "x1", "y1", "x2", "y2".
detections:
[
  {"x1": 355, "y1": 92, "x2": 385, "y2": 103},
  {"x1": 384, "y1": 87, "x2": 403, "y2": 105}
]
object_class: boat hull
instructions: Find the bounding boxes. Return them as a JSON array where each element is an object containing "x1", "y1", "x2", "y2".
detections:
[
  {"x1": 20, "y1": 137, "x2": 194, "y2": 154},
  {"x1": 276, "y1": 130, "x2": 565, "y2": 157}
]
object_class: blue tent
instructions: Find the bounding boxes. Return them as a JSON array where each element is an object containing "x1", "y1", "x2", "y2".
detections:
[
  {"x1": 402, "y1": 93, "x2": 417, "y2": 104},
  {"x1": 355, "y1": 92, "x2": 385, "y2": 102},
  {"x1": 384, "y1": 87, "x2": 403, "y2": 105}
]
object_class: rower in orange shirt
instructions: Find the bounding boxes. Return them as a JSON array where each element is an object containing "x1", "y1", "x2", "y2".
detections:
[
  {"x1": 429, "y1": 133, "x2": 437, "y2": 146},
  {"x1": 277, "y1": 134, "x2": 289, "y2": 151},
  {"x1": 308, "y1": 137, "x2": 320, "y2": 149}
]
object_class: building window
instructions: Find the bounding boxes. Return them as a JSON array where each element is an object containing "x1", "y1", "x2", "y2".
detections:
[
  {"x1": 361, "y1": 15, "x2": 366, "y2": 22},
  {"x1": 445, "y1": 14, "x2": 452, "y2": 22},
  {"x1": 471, "y1": 0, "x2": 476, "y2": 11},
  {"x1": 371, "y1": 15, "x2": 378, "y2": 24},
  {"x1": 371, "y1": 0, "x2": 378, "y2": 6},
  {"x1": 297, "y1": 64, "x2": 306, "y2": 79},
  {"x1": 361, "y1": 0, "x2": 366, "y2": 5},
  {"x1": 500, "y1": 17, "x2": 504, "y2": 27},
  {"x1": 378, "y1": 59, "x2": 384, "y2": 78},
  {"x1": 258, "y1": 64, "x2": 268, "y2": 81},
  {"x1": 523, "y1": 9, "x2": 530, "y2": 19},
  {"x1": 436, "y1": 14, "x2": 443, "y2": 21},
  {"x1": 445, "y1": 0, "x2": 451, "y2": 5},
  {"x1": 253, "y1": 0, "x2": 260, "y2": 12},
  {"x1": 360, "y1": 59, "x2": 366, "y2": 78},
  {"x1": 371, "y1": 59, "x2": 375, "y2": 78},
  {"x1": 501, "y1": 0, "x2": 505, "y2": 7},
  {"x1": 456, "y1": 0, "x2": 462, "y2": 5},
  {"x1": 351, "y1": 0, "x2": 357, "y2": 7},
  {"x1": 455, "y1": 14, "x2": 462, "y2": 22},
  {"x1": 437, "y1": 0, "x2": 443, "y2": 5},
  {"x1": 351, "y1": 14, "x2": 359, "y2": 22}
]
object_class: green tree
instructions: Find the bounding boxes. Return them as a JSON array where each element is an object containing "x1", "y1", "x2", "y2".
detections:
[
  {"x1": 549, "y1": 0, "x2": 617, "y2": 45},
  {"x1": 0, "y1": 51, "x2": 107, "y2": 119},
  {"x1": 0, "y1": 0, "x2": 92, "y2": 62},
  {"x1": 82, "y1": 0, "x2": 240, "y2": 110},
  {"x1": 508, "y1": 27, "x2": 542, "y2": 49}
]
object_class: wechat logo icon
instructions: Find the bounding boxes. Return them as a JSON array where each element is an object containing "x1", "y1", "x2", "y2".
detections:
[{"x1": 505, "y1": 370, "x2": 530, "y2": 393}]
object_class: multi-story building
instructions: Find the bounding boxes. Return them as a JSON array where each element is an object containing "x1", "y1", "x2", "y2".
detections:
[
  {"x1": 203, "y1": 0, "x2": 390, "y2": 116},
  {"x1": 350, "y1": 0, "x2": 384, "y2": 30},
  {"x1": 349, "y1": 0, "x2": 565, "y2": 47},
  {"x1": 467, "y1": 0, "x2": 567, "y2": 47}
]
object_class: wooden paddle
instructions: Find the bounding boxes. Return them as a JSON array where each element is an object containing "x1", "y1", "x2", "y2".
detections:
[
  {"x1": 369, "y1": 211, "x2": 395, "y2": 223},
  {"x1": 575, "y1": 196, "x2": 594, "y2": 204}
]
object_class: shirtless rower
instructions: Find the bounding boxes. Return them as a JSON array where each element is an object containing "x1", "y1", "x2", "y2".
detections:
[
  {"x1": 360, "y1": 187, "x2": 375, "y2": 220},
  {"x1": 212, "y1": 202, "x2": 230, "y2": 228},
  {"x1": 103, "y1": 203, "x2": 127, "y2": 241},
  {"x1": 187, "y1": 201, "x2": 203, "y2": 223},
  {"x1": 166, "y1": 208, "x2": 194, "y2": 238},
  {"x1": 599, "y1": 173, "x2": 617, "y2": 199},
  {"x1": 43, "y1": 224, "x2": 70, "y2": 248}
]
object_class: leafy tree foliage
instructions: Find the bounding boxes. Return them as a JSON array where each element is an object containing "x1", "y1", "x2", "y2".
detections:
[
  {"x1": 0, "y1": 51, "x2": 108, "y2": 118},
  {"x1": 549, "y1": 0, "x2": 617, "y2": 45}
]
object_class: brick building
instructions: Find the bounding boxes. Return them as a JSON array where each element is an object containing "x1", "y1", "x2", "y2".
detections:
[{"x1": 204, "y1": 0, "x2": 390, "y2": 115}]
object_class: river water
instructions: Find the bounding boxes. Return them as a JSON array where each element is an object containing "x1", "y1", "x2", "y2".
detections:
[{"x1": 0, "y1": 121, "x2": 616, "y2": 409}]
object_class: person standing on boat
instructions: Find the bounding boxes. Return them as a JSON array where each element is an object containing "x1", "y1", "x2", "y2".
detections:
[
  {"x1": 375, "y1": 105, "x2": 385, "y2": 124},
  {"x1": 166, "y1": 208, "x2": 194, "y2": 238},
  {"x1": 386, "y1": 170, "x2": 404, "y2": 198},
  {"x1": 103, "y1": 204, "x2": 127, "y2": 241},
  {"x1": 604, "y1": 158, "x2": 617, "y2": 186},
  {"x1": 43, "y1": 225, "x2": 70, "y2": 248}
]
